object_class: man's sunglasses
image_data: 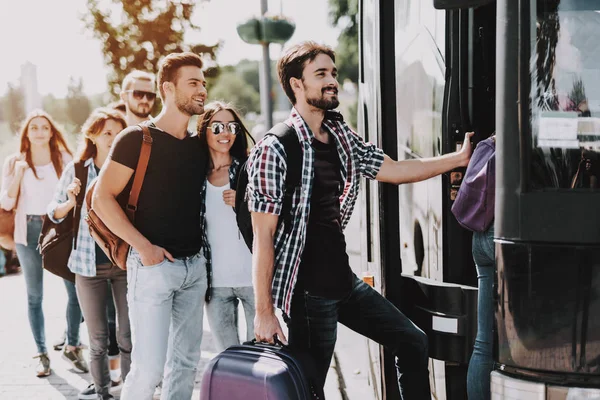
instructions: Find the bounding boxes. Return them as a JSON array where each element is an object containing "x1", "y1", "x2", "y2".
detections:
[
  {"x1": 125, "y1": 90, "x2": 157, "y2": 101},
  {"x1": 209, "y1": 122, "x2": 242, "y2": 135}
]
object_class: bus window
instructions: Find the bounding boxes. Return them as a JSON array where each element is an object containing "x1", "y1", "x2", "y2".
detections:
[{"x1": 530, "y1": 0, "x2": 600, "y2": 190}]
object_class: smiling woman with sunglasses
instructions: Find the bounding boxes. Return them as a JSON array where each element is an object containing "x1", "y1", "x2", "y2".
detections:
[{"x1": 197, "y1": 101, "x2": 257, "y2": 351}]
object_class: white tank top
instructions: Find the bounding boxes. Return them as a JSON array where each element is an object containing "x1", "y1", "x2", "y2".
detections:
[
  {"x1": 205, "y1": 181, "x2": 253, "y2": 287},
  {"x1": 21, "y1": 163, "x2": 60, "y2": 215}
]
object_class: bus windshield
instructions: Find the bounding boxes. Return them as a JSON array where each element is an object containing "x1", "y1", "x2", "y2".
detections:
[{"x1": 530, "y1": 0, "x2": 600, "y2": 190}]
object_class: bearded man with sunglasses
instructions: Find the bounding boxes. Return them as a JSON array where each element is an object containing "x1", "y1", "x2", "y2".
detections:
[
  {"x1": 93, "y1": 52, "x2": 209, "y2": 400},
  {"x1": 120, "y1": 70, "x2": 157, "y2": 126}
]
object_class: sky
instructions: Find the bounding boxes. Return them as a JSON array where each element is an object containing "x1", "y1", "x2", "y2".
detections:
[{"x1": 0, "y1": 0, "x2": 341, "y2": 98}]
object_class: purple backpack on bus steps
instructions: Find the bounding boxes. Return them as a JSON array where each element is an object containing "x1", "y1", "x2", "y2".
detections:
[{"x1": 451, "y1": 136, "x2": 495, "y2": 232}]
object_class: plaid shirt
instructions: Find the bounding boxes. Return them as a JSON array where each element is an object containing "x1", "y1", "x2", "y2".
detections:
[
  {"x1": 246, "y1": 108, "x2": 385, "y2": 315},
  {"x1": 199, "y1": 158, "x2": 242, "y2": 301},
  {"x1": 47, "y1": 158, "x2": 99, "y2": 277}
]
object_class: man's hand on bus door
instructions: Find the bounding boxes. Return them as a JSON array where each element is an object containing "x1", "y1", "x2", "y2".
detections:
[
  {"x1": 457, "y1": 131, "x2": 475, "y2": 167},
  {"x1": 375, "y1": 131, "x2": 475, "y2": 185}
]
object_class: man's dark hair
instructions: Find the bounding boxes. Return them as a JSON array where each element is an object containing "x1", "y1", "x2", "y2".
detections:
[
  {"x1": 277, "y1": 41, "x2": 336, "y2": 105},
  {"x1": 157, "y1": 52, "x2": 204, "y2": 101}
]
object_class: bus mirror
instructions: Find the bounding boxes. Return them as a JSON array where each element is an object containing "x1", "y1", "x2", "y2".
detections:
[{"x1": 433, "y1": 0, "x2": 494, "y2": 9}]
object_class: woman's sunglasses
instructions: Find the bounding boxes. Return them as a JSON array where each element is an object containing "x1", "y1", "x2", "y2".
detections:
[
  {"x1": 209, "y1": 122, "x2": 241, "y2": 135},
  {"x1": 125, "y1": 90, "x2": 157, "y2": 101}
]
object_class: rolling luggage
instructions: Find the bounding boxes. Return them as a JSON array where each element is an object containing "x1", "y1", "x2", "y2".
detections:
[{"x1": 200, "y1": 340, "x2": 324, "y2": 400}]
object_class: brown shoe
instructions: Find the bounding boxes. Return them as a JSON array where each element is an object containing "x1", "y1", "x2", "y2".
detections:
[{"x1": 34, "y1": 353, "x2": 51, "y2": 377}]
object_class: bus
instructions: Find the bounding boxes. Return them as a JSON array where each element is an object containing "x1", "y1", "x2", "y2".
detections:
[{"x1": 356, "y1": 0, "x2": 600, "y2": 398}]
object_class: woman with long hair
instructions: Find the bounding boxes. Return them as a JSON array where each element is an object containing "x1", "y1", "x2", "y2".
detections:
[
  {"x1": 48, "y1": 108, "x2": 131, "y2": 400},
  {"x1": 197, "y1": 101, "x2": 256, "y2": 351},
  {"x1": 0, "y1": 110, "x2": 83, "y2": 377}
]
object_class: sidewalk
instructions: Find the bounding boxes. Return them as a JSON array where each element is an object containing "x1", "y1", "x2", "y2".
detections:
[{"x1": 0, "y1": 269, "x2": 343, "y2": 399}]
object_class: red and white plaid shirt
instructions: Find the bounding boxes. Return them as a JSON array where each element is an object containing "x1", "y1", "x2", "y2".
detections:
[{"x1": 246, "y1": 108, "x2": 385, "y2": 315}]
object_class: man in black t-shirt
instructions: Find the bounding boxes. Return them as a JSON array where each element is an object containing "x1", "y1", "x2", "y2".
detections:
[
  {"x1": 249, "y1": 42, "x2": 473, "y2": 399},
  {"x1": 93, "y1": 52, "x2": 208, "y2": 400}
]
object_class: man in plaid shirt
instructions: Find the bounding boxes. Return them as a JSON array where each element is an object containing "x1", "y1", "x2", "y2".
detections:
[{"x1": 248, "y1": 41, "x2": 473, "y2": 399}]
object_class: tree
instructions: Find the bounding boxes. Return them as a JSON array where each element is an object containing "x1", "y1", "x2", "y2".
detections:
[
  {"x1": 4, "y1": 84, "x2": 25, "y2": 133},
  {"x1": 42, "y1": 94, "x2": 70, "y2": 127},
  {"x1": 209, "y1": 70, "x2": 261, "y2": 115},
  {"x1": 66, "y1": 77, "x2": 92, "y2": 131},
  {"x1": 328, "y1": 0, "x2": 358, "y2": 83},
  {"x1": 82, "y1": 0, "x2": 219, "y2": 97}
]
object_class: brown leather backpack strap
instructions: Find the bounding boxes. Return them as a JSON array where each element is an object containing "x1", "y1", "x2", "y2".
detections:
[{"x1": 126, "y1": 124, "x2": 153, "y2": 222}]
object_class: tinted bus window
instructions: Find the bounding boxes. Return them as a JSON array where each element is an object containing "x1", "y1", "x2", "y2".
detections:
[{"x1": 530, "y1": 0, "x2": 600, "y2": 190}]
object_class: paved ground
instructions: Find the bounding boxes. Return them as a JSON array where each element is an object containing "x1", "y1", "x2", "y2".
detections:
[
  {"x1": 0, "y1": 204, "x2": 375, "y2": 400},
  {"x1": 0, "y1": 268, "x2": 342, "y2": 400}
]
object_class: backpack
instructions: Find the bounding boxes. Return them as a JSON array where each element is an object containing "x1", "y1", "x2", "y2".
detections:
[
  {"x1": 85, "y1": 124, "x2": 153, "y2": 270},
  {"x1": 235, "y1": 123, "x2": 301, "y2": 251},
  {"x1": 38, "y1": 161, "x2": 89, "y2": 282},
  {"x1": 451, "y1": 136, "x2": 495, "y2": 232}
]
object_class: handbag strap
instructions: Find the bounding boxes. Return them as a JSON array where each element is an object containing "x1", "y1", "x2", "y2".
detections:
[
  {"x1": 125, "y1": 124, "x2": 153, "y2": 222},
  {"x1": 72, "y1": 161, "x2": 89, "y2": 250}
]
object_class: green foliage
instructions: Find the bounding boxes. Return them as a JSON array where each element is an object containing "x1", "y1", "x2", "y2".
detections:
[
  {"x1": 66, "y1": 77, "x2": 92, "y2": 131},
  {"x1": 42, "y1": 94, "x2": 69, "y2": 127},
  {"x1": 236, "y1": 59, "x2": 261, "y2": 93},
  {"x1": 82, "y1": 0, "x2": 219, "y2": 97},
  {"x1": 328, "y1": 0, "x2": 359, "y2": 83},
  {"x1": 209, "y1": 70, "x2": 260, "y2": 115},
  {"x1": 3, "y1": 84, "x2": 25, "y2": 133}
]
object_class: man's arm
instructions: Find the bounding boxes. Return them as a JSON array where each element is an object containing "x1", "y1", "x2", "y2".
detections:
[
  {"x1": 92, "y1": 159, "x2": 173, "y2": 266},
  {"x1": 376, "y1": 132, "x2": 474, "y2": 184},
  {"x1": 251, "y1": 211, "x2": 287, "y2": 344}
]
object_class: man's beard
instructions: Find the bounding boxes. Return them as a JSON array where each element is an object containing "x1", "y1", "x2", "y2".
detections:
[
  {"x1": 175, "y1": 93, "x2": 204, "y2": 116},
  {"x1": 128, "y1": 101, "x2": 152, "y2": 119},
  {"x1": 306, "y1": 91, "x2": 339, "y2": 110}
]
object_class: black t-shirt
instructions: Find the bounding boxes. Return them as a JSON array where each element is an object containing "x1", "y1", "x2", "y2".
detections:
[
  {"x1": 109, "y1": 124, "x2": 207, "y2": 258},
  {"x1": 295, "y1": 137, "x2": 354, "y2": 299},
  {"x1": 93, "y1": 164, "x2": 112, "y2": 265}
]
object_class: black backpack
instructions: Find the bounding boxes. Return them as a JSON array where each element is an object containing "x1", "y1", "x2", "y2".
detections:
[{"x1": 235, "y1": 123, "x2": 301, "y2": 251}]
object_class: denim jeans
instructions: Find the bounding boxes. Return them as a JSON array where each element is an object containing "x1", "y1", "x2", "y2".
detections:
[
  {"x1": 467, "y1": 225, "x2": 495, "y2": 400},
  {"x1": 286, "y1": 275, "x2": 430, "y2": 400},
  {"x1": 205, "y1": 286, "x2": 255, "y2": 351},
  {"x1": 106, "y1": 282, "x2": 120, "y2": 357},
  {"x1": 76, "y1": 263, "x2": 131, "y2": 397},
  {"x1": 16, "y1": 215, "x2": 83, "y2": 354},
  {"x1": 121, "y1": 249, "x2": 207, "y2": 400},
  {"x1": 0, "y1": 248, "x2": 6, "y2": 275},
  {"x1": 64, "y1": 279, "x2": 82, "y2": 347}
]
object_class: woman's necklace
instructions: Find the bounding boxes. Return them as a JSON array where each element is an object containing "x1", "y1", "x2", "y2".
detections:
[{"x1": 212, "y1": 163, "x2": 231, "y2": 172}]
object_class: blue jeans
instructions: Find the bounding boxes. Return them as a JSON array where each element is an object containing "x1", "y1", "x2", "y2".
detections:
[
  {"x1": 286, "y1": 275, "x2": 430, "y2": 400},
  {"x1": 467, "y1": 225, "x2": 495, "y2": 400},
  {"x1": 205, "y1": 286, "x2": 255, "y2": 352},
  {"x1": 15, "y1": 215, "x2": 83, "y2": 354},
  {"x1": 0, "y1": 247, "x2": 6, "y2": 275},
  {"x1": 64, "y1": 279, "x2": 83, "y2": 347},
  {"x1": 121, "y1": 249, "x2": 208, "y2": 400}
]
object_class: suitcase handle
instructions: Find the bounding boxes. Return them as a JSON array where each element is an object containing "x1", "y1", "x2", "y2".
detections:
[{"x1": 244, "y1": 335, "x2": 286, "y2": 348}]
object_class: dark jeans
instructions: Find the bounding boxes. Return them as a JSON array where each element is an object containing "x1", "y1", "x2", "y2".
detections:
[
  {"x1": 467, "y1": 225, "x2": 495, "y2": 400},
  {"x1": 106, "y1": 282, "x2": 119, "y2": 357},
  {"x1": 285, "y1": 275, "x2": 430, "y2": 400},
  {"x1": 76, "y1": 263, "x2": 131, "y2": 397}
]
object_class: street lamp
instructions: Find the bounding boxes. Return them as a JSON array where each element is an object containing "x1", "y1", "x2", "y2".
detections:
[{"x1": 236, "y1": 1, "x2": 295, "y2": 129}]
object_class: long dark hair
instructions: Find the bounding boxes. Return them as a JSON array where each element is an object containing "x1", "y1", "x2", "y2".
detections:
[
  {"x1": 18, "y1": 109, "x2": 72, "y2": 179},
  {"x1": 197, "y1": 101, "x2": 255, "y2": 168}
]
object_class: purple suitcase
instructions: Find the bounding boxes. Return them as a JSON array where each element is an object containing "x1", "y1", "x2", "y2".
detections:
[{"x1": 200, "y1": 341, "x2": 323, "y2": 400}]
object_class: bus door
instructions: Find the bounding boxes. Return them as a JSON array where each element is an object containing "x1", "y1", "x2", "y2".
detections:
[{"x1": 387, "y1": 1, "x2": 496, "y2": 399}]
